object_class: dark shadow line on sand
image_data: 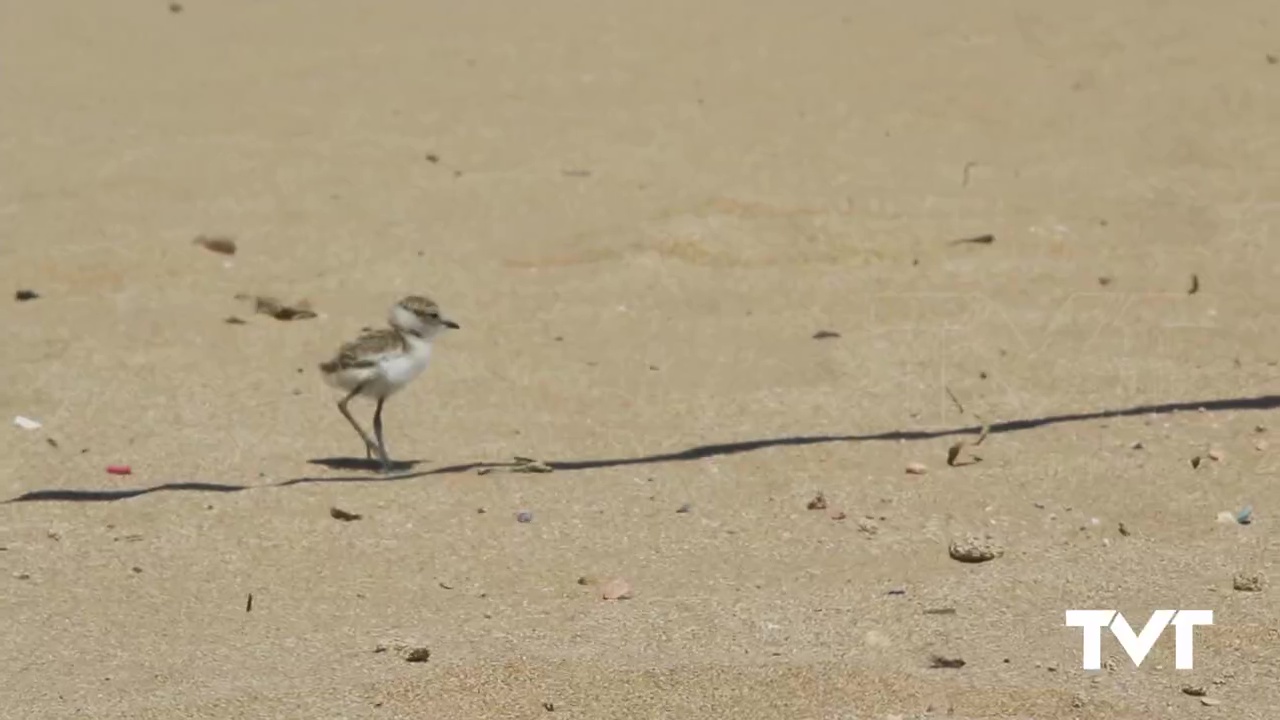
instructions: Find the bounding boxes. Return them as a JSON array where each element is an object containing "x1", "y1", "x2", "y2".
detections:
[
  {"x1": 5, "y1": 481, "x2": 246, "y2": 503},
  {"x1": 7, "y1": 394, "x2": 1276, "y2": 502},
  {"x1": 538, "y1": 393, "x2": 1280, "y2": 472}
]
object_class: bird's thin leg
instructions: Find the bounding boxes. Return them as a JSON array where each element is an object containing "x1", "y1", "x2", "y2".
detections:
[
  {"x1": 337, "y1": 384, "x2": 380, "y2": 461},
  {"x1": 372, "y1": 397, "x2": 392, "y2": 471}
]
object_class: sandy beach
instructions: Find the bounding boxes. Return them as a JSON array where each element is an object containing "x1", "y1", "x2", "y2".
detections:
[{"x1": 2, "y1": 1, "x2": 1279, "y2": 717}]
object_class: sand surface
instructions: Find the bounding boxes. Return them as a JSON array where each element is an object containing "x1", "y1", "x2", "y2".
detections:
[{"x1": 2, "y1": 1, "x2": 1279, "y2": 718}]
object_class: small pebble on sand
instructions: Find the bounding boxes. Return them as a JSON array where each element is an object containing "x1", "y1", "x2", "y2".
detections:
[
  {"x1": 948, "y1": 535, "x2": 1003, "y2": 563},
  {"x1": 1232, "y1": 572, "x2": 1264, "y2": 592}
]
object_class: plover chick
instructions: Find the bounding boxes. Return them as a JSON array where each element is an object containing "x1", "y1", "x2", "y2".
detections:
[{"x1": 319, "y1": 295, "x2": 459, "y2": 472}]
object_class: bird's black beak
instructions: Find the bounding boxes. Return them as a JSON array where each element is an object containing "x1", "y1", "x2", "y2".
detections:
[{"x1": 444, "y1": 319, "x2": 460, "y2": 329}]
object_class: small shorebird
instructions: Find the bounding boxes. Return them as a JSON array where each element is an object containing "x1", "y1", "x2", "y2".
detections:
[{"x1": 319, "y1": 295, "x2": 459, "y2": 472}]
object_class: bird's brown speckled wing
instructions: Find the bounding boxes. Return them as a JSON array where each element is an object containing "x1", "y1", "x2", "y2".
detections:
[{"x1": 319, "y1": 329, "x2": 407, "y2": 373}]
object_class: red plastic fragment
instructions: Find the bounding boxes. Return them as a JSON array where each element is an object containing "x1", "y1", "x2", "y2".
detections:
[{"x1": 106, "y1": 465, "x2": 132, "y2": 476}]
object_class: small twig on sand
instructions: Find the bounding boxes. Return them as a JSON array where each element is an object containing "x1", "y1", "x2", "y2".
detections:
[
  {"x1": 949, "y1": 233, "x2": 995, "y2": 245},
  {"x1": 948, "y1": 423, "x2": 991, "y2": 467}
]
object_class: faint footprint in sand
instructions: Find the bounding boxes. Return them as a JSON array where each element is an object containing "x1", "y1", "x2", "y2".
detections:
[{"x1": 504, "y1": 195, "x2": 885, "y2": 270}]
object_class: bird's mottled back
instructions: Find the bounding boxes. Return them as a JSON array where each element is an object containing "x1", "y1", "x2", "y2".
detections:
[{"x1": 318, "y1": 329, "x2": 409, "y2": 373}]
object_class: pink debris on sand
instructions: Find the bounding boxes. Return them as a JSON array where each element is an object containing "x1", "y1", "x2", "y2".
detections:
[
  {"x1": 601, "y1": 578, "x2": 633, "y2": 601},
  {"x1": 106, "y1": 465, "x2": 132, "y2": 476}
]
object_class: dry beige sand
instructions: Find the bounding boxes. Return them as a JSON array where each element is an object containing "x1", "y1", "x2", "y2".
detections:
[{"x1": 3, "y1": 1, "x2": 1280, "y2": 718}]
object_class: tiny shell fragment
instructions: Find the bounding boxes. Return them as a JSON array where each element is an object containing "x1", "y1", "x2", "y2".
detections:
[
  {"x1": 601, "y1": 578, "x2": 633, "y2": 600},
  {"x1": 905, "y1": 462, "x2": 928, "y2": 475}
]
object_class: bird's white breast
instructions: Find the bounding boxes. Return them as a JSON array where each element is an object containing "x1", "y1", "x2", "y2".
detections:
[{"x1": 378, "y1": 338, "x2": 432, "y2": 391}]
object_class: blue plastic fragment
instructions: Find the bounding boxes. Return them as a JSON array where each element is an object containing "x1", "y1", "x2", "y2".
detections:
[{"x1": 1236, "y1": 505, "x2": 1253, "y2": 525}]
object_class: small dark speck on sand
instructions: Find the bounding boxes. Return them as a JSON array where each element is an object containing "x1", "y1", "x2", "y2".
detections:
[
  {"x1": 330, "y1": 507, "x2": 362, "y2": 521},
  {"x1": 950, "y1": 234, "x2": 994, "y2": 245},
  {"x1": 929, "y1": 654, "x2": 966, "y2": 669}
]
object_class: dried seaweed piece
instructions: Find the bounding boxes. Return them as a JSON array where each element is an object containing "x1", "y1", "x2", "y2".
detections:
[
  {"x1": 929, "y1": 654, "x2": 966, "y2": 668},
  {"x1": 950, "y1": 234, "x2": 994, "y2": 245},
  {"x1": 193, "y1": 235, "x2": 237, "y2": 255},
  {"x1": 237, "y1": 293, "x2": 318, "y2": 321}
]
